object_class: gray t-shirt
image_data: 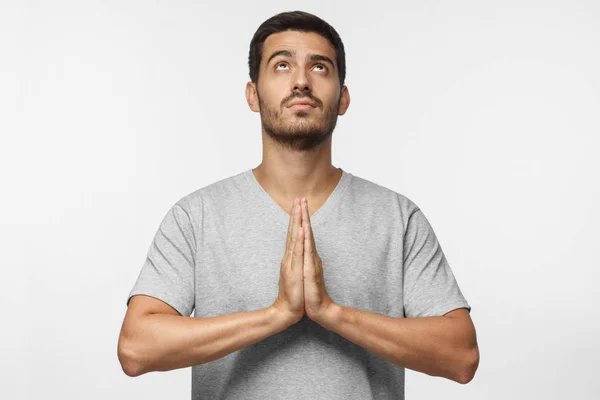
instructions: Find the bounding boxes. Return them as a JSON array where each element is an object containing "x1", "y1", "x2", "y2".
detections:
[{"x1": 127, "y1": 168, "x2": 471, "y2": 399}]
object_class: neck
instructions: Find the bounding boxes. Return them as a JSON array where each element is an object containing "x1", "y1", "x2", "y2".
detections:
[{"x1": 252, "y1": 134, "x2": 341, "y2": 202}]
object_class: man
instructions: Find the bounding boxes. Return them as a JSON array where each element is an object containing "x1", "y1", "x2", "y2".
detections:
[{"x1": 118, "y1": 10, "x2": 479, "y2": 399}]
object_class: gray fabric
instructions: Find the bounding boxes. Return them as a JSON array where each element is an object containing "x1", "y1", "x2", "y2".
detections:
[{"x1": 127, "y1": 168, "x2": 471, "y2": 399}]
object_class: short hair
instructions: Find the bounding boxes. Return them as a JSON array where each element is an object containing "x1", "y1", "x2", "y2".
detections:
[{"x1": 248, "y1": 10, "x2": 346, "y2": 88}]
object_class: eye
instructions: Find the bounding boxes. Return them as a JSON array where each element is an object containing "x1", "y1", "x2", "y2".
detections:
[
  {"x1": 313, "y1": 64, "x2": 327, "y2": 72},
  {"x1": 275, "y1": 62, "x2": 289, "y2": 70}
]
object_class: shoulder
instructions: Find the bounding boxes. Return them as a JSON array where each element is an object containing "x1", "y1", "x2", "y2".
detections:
[
  {"x1": 181, "y1": 170, "x2": 248, "y2": 205},
  {"x1": 168, "y1": 170, "x2": 248, "y2": 222},
  {"x1": 346, "y1": 171, "x2": 421, "y2": 223}
]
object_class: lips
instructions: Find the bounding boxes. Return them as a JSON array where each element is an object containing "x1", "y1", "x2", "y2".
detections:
[{"x1": 288, "y1": 99, "x2": 316, "y2": 108}]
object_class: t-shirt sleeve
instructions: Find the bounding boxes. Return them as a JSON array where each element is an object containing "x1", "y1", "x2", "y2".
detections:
[
  {"x1": 403, "y1": 207, "x2": 471, "y2": 318},
  {"x1": 126, "y1": 199, "x2": 197, "y2": 317}
]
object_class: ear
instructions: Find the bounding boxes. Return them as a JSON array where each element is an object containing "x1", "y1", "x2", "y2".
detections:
[
  {"x1": 246, "y1": 81, "x2": 260, "y2": 113},
  {"x1": 337, "y1": 85, "x2": 350, "y2": 116}
]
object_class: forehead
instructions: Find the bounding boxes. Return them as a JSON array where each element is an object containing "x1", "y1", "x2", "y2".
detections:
[{"x1": 262, "y1": 30, "x2": 336, "y2": 63}]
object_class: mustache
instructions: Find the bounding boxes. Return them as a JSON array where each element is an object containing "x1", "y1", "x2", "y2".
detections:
[{"x1": 282, "y1": 92, "x2": 322, "y2": 108}]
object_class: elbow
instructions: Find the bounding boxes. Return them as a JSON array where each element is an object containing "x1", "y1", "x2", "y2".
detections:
[
  {"x1": 118, "y1": 335, "x2": 145, "y2": 377},
  {"x1": 455, "y1": 345, "x2": 479, "y2": 384}
]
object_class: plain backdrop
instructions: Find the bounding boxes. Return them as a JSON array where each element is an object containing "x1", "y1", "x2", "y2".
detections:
[{"x1": 2, "y1": 1, "x2": 599, "y2": 399}]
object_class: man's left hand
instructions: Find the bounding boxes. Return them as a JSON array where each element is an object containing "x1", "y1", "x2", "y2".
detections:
[{"x1": 300, "y1": 197, "x2": 335, "y2": 322}]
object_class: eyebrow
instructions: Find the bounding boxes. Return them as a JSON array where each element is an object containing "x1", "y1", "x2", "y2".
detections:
[{"x1": 266, "y1": 49, "x2": 336, "y2": 69}]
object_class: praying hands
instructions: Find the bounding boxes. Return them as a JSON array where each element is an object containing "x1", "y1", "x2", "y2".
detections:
[{"x1": 271, "y1": 197, "x2": 335, "y2": 325}]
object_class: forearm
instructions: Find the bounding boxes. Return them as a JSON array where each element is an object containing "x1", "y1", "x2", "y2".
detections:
[
  {"x1": 318, "y1": 304, "x2": 478, "y2": 383},
  {"x1": 119, "y1": 306, "x2": 289, "y2": 376}
]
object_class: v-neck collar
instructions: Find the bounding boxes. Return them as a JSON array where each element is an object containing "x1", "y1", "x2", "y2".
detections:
[{"x1": 243, "y1": 167, "x2": 351, "y2": 229}]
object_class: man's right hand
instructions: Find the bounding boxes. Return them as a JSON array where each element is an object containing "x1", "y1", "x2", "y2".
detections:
[{"x1": 272, "y1": 197, "x2": 305, "y2": 326}]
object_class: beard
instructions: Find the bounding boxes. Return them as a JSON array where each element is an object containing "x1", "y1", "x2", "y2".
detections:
[{"x1": 257, "y1": 91, "x2": 341, "y2": 152}]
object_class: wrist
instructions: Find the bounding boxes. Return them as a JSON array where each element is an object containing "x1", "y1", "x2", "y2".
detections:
[
  {"x1": 267, "y1": 304, "x2": 296, "y2": 331},
  {"x1": 313, "y1": 301, "x2": 342, "y2": 329}
]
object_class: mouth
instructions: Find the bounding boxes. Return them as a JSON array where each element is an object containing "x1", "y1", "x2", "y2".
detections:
[
  {"x1": 287, "y1": 96, "x2": 318, "y2": 109},
  {"x1": 289, "y1": 104, "x2": 315, "y2": 111}
]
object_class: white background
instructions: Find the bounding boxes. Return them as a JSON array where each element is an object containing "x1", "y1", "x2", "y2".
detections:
[{"x1": 2, "y1": 1, "x2": 599, "y2": 399}]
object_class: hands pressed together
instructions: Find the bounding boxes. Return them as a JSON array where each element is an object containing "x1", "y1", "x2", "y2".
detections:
[{"x1": 272, "y1": 197, "x2": 335, "y2": 326}]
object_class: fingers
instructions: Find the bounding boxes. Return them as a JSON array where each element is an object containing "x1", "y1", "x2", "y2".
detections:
[
  {"x1": 292, "y1": 214, "x2": 304, "y2": 272},
  {"x1": 300, "y1": 197, "x2": 316, "y2": 254},
  {"x1": 286, "y1": 198, "x2": 302, "y2": 257},
  {"x1": 285, "y1": 198, "x2": 296, "y2": 255}
]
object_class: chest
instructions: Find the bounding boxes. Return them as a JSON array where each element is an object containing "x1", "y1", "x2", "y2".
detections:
[{"x1": 194, "y1": 217, "x2": 405, "y2": 318}]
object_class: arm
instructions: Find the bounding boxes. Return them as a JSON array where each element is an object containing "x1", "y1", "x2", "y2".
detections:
[
  {"x1": 117, "y1": 295, "x2": 289, "y2": 377},
  {"x1": 314, "y1": 305, "x2": 479, "y2": 384}
]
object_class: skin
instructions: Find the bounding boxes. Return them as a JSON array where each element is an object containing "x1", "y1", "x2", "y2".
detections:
[{"x1": 245, "y1": 30, "x2": 479, "y2": 384}]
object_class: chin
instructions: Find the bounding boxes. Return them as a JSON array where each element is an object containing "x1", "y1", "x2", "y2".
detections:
[{"x1": 289, "y1": 112, "x2": 313, "y2": 119}]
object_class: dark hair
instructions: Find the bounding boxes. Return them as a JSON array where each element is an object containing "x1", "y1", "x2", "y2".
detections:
[{"x1": 248, "y1": 10, "x2": 346, "y2": 88}]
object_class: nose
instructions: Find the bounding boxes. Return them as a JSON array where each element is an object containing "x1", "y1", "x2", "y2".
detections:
[{"x1": 292, "y1": 67, "x2": 311, "y2": 93}]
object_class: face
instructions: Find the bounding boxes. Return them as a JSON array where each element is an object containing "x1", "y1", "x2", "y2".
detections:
[{"x1": 246, "y1": 30, "x2": 350, "y2": 152}]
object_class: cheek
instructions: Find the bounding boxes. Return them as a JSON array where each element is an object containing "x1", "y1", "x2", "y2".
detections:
[
  {"x1": 319, "y1": 85, "x2": 340, "y2": 106},
  {"x1": 261, "y1": 89, "x2": 287, "y2": 108}
]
